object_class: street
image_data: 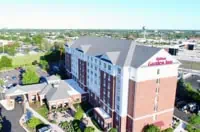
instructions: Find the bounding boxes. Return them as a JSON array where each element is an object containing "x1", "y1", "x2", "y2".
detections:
[{"x1": 0, "y1": 103, "x2": 25, "y2": 132}]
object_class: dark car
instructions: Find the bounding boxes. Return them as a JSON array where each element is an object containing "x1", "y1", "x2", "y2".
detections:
[
  {"x1": 36, "y1": 125, "x2": 52, "y2": 132},
  {"x1": 12, "y1": 83, "x2": 17, "y2": 87},
  {"x1": 15, "y1": 96, "x2": 23, "y2": 103}
]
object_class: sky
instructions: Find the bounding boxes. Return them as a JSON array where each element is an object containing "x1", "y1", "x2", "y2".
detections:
[{"x1": 0, "y1": 0, "x2": 199, "y2": 30}]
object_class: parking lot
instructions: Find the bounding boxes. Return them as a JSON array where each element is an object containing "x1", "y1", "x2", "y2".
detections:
[
  {"x1": 0, "y1": 66, "x2": 49, "y2": 89},
  {"x1": 0, "y1": 69, "x2": 20, "y2": 87},
  {"x1": 174, "y1": 97, "x2": 200, "y2": 123},
  {"x1": 185, "y1": 74, "x2": 200, "y2": 90},
  {"x1": 0, "y1": 103, "x2": 25, "y2": 132}
]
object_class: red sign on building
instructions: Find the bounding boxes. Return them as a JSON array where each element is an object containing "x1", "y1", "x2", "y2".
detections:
[{"x1": 148, "y1": 57, "x2": 173, "y2": 66}]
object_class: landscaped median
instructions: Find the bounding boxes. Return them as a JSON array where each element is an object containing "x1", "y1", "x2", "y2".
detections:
[{"x1": 23, "y1": 117, "x2": 43, "y2": 132}]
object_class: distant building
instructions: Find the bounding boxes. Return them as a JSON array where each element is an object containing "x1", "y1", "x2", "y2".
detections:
[{"x1": 0, "y1": 40, "x2": 14, "y2": 47}]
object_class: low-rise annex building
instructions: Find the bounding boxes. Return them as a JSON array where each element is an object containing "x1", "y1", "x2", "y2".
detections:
[{"x1": 5, "y1": 75, "x2": 87, "y2": 110}]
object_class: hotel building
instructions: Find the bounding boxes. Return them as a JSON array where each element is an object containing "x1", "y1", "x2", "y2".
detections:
[{"x1": 65, "y1": 37, "x2": 180, "y2": 132}]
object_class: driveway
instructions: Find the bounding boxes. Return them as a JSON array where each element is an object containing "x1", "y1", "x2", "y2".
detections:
[{"x1": 0, "y1": 103, "x2": 25, "y2": 132}]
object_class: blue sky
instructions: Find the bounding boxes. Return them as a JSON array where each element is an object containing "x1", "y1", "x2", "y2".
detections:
[{"x1": 0, "y1": 0, "x2": 199, "y2": 29}]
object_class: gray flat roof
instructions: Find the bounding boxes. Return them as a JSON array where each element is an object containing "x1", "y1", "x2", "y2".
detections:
[{"x1": 5, "y1": 79, "x2": 85, "y2": 102}]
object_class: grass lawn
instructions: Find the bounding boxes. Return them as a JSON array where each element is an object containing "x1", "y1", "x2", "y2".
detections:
[
  {"x1": 11, "y1": 53, "x2": 44, "y2": 67},
  {"x1": 73, "y1": 102, "x2": 93, "y2": 113},
  {"x1": 30, "y1": 102, "x2": 49, "y2": 120}
]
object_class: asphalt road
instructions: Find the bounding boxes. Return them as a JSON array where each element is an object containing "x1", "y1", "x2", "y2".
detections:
[
  {"x1": 0, "y1": 103, "x2": 25, "y2": 132},
  {"x1": 174, "y1": 107, "x2": 191, "y2": 123}
]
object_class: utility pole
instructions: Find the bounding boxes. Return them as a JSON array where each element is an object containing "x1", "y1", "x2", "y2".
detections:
[{"x1": 143, "y1": 26, "x2": 146, "y2": 39}]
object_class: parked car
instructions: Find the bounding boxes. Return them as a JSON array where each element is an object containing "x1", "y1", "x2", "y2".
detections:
[
  {"x1": 36, "y1": 125, "x2": 52, "y2": 132},
  {"x1": 7, "y1": 84, "x2": 13, "y2": 89},
  {"x1": 15, "y1": 96, "x2": 23, "y2": 103},
  {"x1": 12, "y1": 76, "x2": 17, "y2": 80},
  {"x1": 12, "y1": 83, "x2": 17, "y2": 87},
  {"x1": 188, "y1": 103, "x2": 197, "y2": 112}
]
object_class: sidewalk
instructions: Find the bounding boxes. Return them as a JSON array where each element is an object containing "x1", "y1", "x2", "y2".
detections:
[
  {"x1": 0, "y1": 99, "x2": 15, "y2": 110},
  {"x1": 174, "y1": 121, "x2": 187, "y2": 132}
]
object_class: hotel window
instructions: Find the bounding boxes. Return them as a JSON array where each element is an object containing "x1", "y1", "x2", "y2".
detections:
[
  {"x1": 104, "y1": 63, "x2": 106, "y2": 69},
  {"x1": 108, "y1": 75, "x2": 110, "y2": 81},
  {"x1": 154, "y1": 104, "x2": 158, "y2": 112},
  {"x1": 116, "y1": 115, "x2": 119, "y2": 121},
  {"x1": 99, "y1": 60, "x2": 101, "y2": 65},
  {"x1": 117, "y1": 96, "x2": 120, "y2": 101},
  {"x1": 157, "y1": 69, "x2": 160, "y2": 75},
  {"x1": 95, "y1": 66, "x2": 97, "y2": 70},
  {"x1": 108, "y1": 82, "x2": 110, "y2": 90},
  {"x1": 88, "y1": 63, "x2": 89, "y2": 66},
  {"x1": 153, "y1": 115, "x2": 157, "y2": 121},
  {"x1": 104, "y1": 73, "x2": 106, "y2": 79},
  {"x1": 156, "y1": 79, "x2": 160, "y2": 84},
  {"x1": 117, "y1": 105, "x2": 120, "y2": 111},
  {"x1": 108, "y1": 65, "x2": 111, "y2": 70},
  {"x1": 108, "y1": 93, "x2": 110, "y2": 98},
  {"x1": 91, "y1": 64, "x2": 93, "y2": 68},
  {"x1": 103, "y1": 105, "x2": 106, "y2": 110},
  {"x1": 91, "y1": 57, "x2": 93, "y2": 62},
  {"x1": 118, "y1": 68, "x2": 121, "y2": 74},
  {"x1": 103, "y1": 81, "x2": 106, "y2": 87},
  {"x1": 95, "y1": 58, "x2": 97, "y2": 63},
  {"x1": 156, "y1": 87, "x2": 159, "y2": 93}
]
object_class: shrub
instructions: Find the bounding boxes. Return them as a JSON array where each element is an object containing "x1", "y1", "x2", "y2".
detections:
[
  {"x1": 84, "y1": 126, "x2": 95, "y2": 132},
  {"x1": 109, "y1": 128, "x2": 118, "y2": 132},
  {"x1": 162, "y1": 128, "x2": 173, "y2": 132},
  {"x1": 27, "y1": 117, "x2": 42, "y2": 129},
  {"x1": 74, "y1": 108, "x2": 84, "y2": 120},
  {"x1": 144, "y1": 124, "x2": 160, "y2": 132}
]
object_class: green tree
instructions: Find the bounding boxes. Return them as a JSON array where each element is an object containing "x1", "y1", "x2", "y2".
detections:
[
  {"x1": 0, "y1": 116, "x2": 3, "y2": 131},
  {"x1": 186, "y1": 115, "x2": 200, "y2": 132},
  {"x1": 84, "y1": 126, "x2": 95, "y2": 132},
  {"x1": 41, "y1": 39, "x2": 52, "y2": 51},
  {"x1": 74, "y1": 108, "x2": 84, "y2": 120},
  {"x1": 0, "y1": 56, "x2": 12, "y2": 69},
  {"x1": 39, "y1": 60, "x2": 49, "y2": 71},
  {"x1": 109, "y1": 128, "x2": 118, "y2": 132},
  {"x1": 22, "y1": 67, "x2": 39, "y2": 85},
  {"x1": 144, "y1": 125, "x2": 160, "y2": 132},
  {"x1": 23, "y1": 37, "x2": 32, "y2": 44},
  {"x1": 27, "y1": 117, "x2": 41, "y2": 129},
  {"x1": 186, "y1": 124, "x2": 200, "y2": 132},
  {"x1": 0, "y1": 79, "x2": 4, "y2": 87},
  {"x1": 189, "y1": 115, "x2": 200, "y2": 125},
  {"x1": 32, "y1": 34, "x2": 43, "y2": 49},
  {"x1": 161, "y1": 128, "x2": 173, "y2": 132}
]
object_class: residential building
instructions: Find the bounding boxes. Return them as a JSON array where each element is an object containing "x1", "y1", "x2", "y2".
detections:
[{"x1": 65, "y1": 37, "x2": 180, "y2": 132}]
